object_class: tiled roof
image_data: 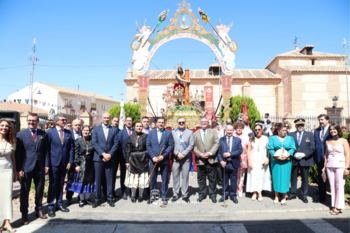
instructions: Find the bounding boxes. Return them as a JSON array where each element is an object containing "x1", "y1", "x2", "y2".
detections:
[
  {"x1": 0, "y1": 102, "x2": 48, "y2": 114},
  {"x1": 37, "y1": 82, "x2": 119, "y2": 103},
  {"x1": 282, "y1": 66, "x2": 350, "y2": 72},
  {"x1": 278, "y1": 49, "x2": 342, "y2": 57},
  {"x1": 126, "y1": 69, "x2": 280, "y2": 80}
]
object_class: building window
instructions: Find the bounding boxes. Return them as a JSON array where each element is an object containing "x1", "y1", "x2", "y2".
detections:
[
  {"x1": 64, "y1": 99, "x2": 72, "y2": 108},
  {"x1": 90, "y1": 103, "x2": 96, "y2": 112},
  {"x1": 81, "y1": 103, "x2": 86, "y2": 112},
  {"x1": 311, "y1": 59, "x2": 315, "y2": 65}
]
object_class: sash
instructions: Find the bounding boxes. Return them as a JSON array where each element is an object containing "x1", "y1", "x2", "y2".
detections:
[{"x1": 175, "y1": 128, "x2": 188, "y2": 151}]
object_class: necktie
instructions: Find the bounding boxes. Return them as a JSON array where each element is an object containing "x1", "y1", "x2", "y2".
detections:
[
  {"x1": 297, "y1": 132, "x2": 302, "y2": 146},
  {"x1": 227, "y1": 137, "x2": 231, "y2": 152},
  {"x1": 104, "y1": 126, "x2": 108, "y2": 140},
  {"x1": 59, "y1": 129, "x2": 64, "y2": 144},
  {"x1": 158, "y1": 130, "x2": 162, "y2": 143},
  {"x1": 128, "y1": 128, "x2": 132, "y2": 136},
  {"x1": 32, "y1": 129, "x2": 37, "y2": 143},
  {"x1": 321, "y1": 129, "x2": 324, "y2": 141}
]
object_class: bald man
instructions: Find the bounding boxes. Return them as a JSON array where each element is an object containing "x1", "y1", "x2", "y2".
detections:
[{"x1": 91, "y1": 112, "x2": 119, "y2": 207}]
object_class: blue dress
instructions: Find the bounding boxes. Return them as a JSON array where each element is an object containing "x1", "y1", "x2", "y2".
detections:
[{"x1": 268, "y1": 135, "x2": 296, "y2": 193}]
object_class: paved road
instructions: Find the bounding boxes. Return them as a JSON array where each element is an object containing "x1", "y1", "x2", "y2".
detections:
[{"x1": 10, "y1": 171, "x2": 350, "y2": 232}]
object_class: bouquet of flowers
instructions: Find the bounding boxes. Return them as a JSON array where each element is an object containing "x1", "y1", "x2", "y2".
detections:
[
  {"x1": 198, "y1": 8, "x2": 210, "y2": 24},
  {"x1": 283, "y1": 120, "x2": 291, "y2": 133},
  {"x1": 45, "y1": 119, "x2": 55, "y2": 132},
  {"x1": 157, "y1": 10, "x2": 169, "y2": 26}
]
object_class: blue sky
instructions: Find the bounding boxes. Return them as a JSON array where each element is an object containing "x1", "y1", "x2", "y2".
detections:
[{"x1": 0, "y1": 0, "x2": 349, "y2": 101}]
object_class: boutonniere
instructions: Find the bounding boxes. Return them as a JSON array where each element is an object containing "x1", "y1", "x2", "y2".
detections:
[
  {"x1": 305, "y1": 138, "x2": 310, "y2": 142},
  {"x1": 40, "y1": 136, "x2": 44, "y2": 140}
]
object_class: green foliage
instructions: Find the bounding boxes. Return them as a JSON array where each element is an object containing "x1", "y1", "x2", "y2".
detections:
[
  {"x1": 30, "y1": 179, "x2": 49, "y2": 197},
  {"x1": 168, "y1": 105, "x2": 200, "y2": 112},
  {"x1": 167, "y1": 29, "x2": 178, "y2": 38},
  {"x1": 203, "y1": 33, "x2": 219, "y2": 44},
  {"x1": 343, "y1": 133, "x2": 349, "y2": 139},
  {"x1": 308, "y1": 164, "x2": 318, "y2": 183},
  {"x1": 108, "y1": 103, "x2": 141, "y2": 126},
  {"x1": 192, "y1": 30, "x2": 203, "y2": 39},
  {"x1": 150, "y1": 34, "x2": 165, "y2": 44},
  {"x1": 220, "y1": 95, "x2": 261, "y2": 130}
]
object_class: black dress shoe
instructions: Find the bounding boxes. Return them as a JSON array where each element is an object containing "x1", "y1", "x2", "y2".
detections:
[
  {"x1": 138, "y1": 196, "x2": 143, "y2": 203},
  {"x1": 122, "y1": 192, "x2": 128, "y2": 200},
  {"x1": 86, "y1": 199, "x2": 93, "y2": 206},
  {"x1": 56, "y1": 205, "x2": 70, "y2": 212},
  {"x1": 210, "y1": 195, "x2": 217, "y2": 203},
  {"x1": 286, "y1": 196, "x2": 296, "y2": 200},
  {"x1": 107, "y1": 200, "x2": 115, "y2": 207},
  {"x1": 302, "y1": 197, "x2": 308, "y2": 203},
  {"x1": 232, "y1": 196, "x2": 238, "y2": 204},
  {"x1": 79, "y1": 201, "x2": 85, "y2": 208},
  {"x1": 92, "y1": 201, "x2": 101, "y2": 208},
  {"x1": 218, "y1": 196, "x2": 228, "y2": 202},
  {"x1": 162, "y1": 198, "x2": 168, "y2": 205},
  {"x1": 48, "y1": 209, "x2": 56, "y2": 217},
  {"x1": 21, "y1": 215, "x2": 29, "y2": 225},
  {"x1": 147, "y1": 197, "x2": 155, "y2": 204},
  {"x1": 313, "y1": 198, "x2": 326, "y2": 203},
  {"x1": 171, "y1": 196, "x2": 179, "y2": 203},
  {"x1": 197, "y1": 196, "x2": 205, "y2": 202},
  {"x1": 131, "y1": 197, "x2": 136, "y2": 203},
  {"x1": 66, "y1": 199, "x2": 71, "y2": 206},
  {"x1": 182, "y1": 197, "x2": 190, "y2": 203}
]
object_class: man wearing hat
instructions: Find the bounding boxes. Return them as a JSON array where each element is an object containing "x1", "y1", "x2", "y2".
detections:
[{"x1": 287, "y1": 118, "x2": 315, "y2": 203}]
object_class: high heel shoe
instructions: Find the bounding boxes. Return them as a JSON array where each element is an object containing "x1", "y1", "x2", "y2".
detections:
[
  {"x1": 251, "y1": 194, "x2": 257, "y2": 201},
  {"x1": 2, "y1": 226, "x2": 17, "y2": 232},
  {"x1": 274, "y1": 199, "x2": 279, "y2": 204}
]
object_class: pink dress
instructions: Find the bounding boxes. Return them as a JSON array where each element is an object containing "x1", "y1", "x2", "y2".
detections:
[
  {"x1": 234, "y1": 133, "x2": 249, "y2": 196},
  {"x1": 326, "y1": 144, "x2": 346, "y2": 209}
]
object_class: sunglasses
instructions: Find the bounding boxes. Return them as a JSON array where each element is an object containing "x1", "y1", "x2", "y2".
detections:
[
  {"x1": 254, "y1": 129, "x2": 262, "y2": 132},
  {"x1": 178, "y1": 121, "x2": 185, "y2": 125},
  {"x1": 59, "y1": 119, "x2": 67, "y2": 122}
]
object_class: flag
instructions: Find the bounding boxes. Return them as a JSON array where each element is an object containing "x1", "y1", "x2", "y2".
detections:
[
  {"x1": 242, "y1": 100, "x2": 249, "y2": 124},
  {"x1": 25, "y1": 99, "x2": 29, "y2": 104},
  {"x1": 70, "y1": 109, "x2": 75, "y2": 116},
  {"x1": 14, "y1": 99, "x2": 16, "y2": 103},
  {"x1": 43, "y1": 102, "x2": 46, "y2": 106},
  {"x1": 17, "y1": 99, "x2": 21, "y2": 104},
  {"x1": 8, "y1": 100, "x2": 13, "y2": 105},
  {"x1": 3, "y1": 99, "x2": 6, "y2": 102},
  {"x1": 34, "y1": 100, "x2": 38, "y2": 105},
  {"x1": 58, "y1": 106, "x2": 61, "y2": 110}
]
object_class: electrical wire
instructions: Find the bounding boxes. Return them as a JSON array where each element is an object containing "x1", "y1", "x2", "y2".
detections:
[{"x1": 0, "y1": 65, "x2": 31, "y2": 70}]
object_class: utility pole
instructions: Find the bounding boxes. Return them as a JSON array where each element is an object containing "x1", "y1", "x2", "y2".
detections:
[
  {"x1": 28, "y1": 38, "x2": 40, "y2": 112},
  {"x1": 342, "y1": 38, "x2": 349, "y2": 116}
]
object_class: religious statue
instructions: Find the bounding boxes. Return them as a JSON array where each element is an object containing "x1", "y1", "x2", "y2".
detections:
[{"x1": 173, "y1": 63, "x2": 191, "y2": 105}]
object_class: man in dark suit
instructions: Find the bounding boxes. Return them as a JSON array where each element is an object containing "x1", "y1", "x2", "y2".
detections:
[
  {"x1": 66, "y1": 119, "x2": 82, "y2": 206},
  {"x1": 313, "y1": 114, "x2": 330, "y2": 203},
  {"x1": 116, "y1": 116, "x2": 134, "y2": 200},
  {"x1": 111, "y1": 116, "x2": 120, "y2": 198},
  {"x1": 46, "y1": 114, "x2": 74, "y2": 217},
  {"x1": 146, "y1": 117, "x2": 174, "y2": 205},
  {"x1": 217, "y1": 124, "x2": 242, "y2": 204},
  {"x1": 16, "y1": 113, "x2": 49, "y2": 225},
  {"x1": 287, "y1": 118, "x2": 315, "y2": 203},
  {"x1": 92, "y1": 112, "x2": 119, "y2": 208}
]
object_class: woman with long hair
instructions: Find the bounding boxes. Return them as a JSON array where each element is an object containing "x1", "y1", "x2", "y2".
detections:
[
  {"x1": 246, "y1": 121, "x2": 271, "y2": 201},
  {"x1": 0, "y1": 120, "x2": 17, "y2": 232},
  {"x1": 268, "y1": 124, "x2": 296, "y2": 205},
  {"x1": 233, "y1": 122, "x2": 249, "y2": 197},
  {"x1": 322, "y1": 124, "x2": 350, "y2": 215}
]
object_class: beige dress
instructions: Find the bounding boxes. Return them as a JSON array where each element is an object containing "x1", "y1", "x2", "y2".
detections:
[{"x1": 0, "y1": 142, "x2": 15, "y2": 222}]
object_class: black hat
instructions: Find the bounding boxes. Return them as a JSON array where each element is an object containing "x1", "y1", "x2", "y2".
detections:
[
  {"x1": 255, "y1": 120, "x2": 264, "y2": 126},
  {"x1": 294, "y1": 118, "x2": 305, "y2": 125}
]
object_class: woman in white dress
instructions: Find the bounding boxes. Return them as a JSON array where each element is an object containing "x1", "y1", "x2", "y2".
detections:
[
  {"x1": 246, "y1": 121, "x2": 271, "y2": 202},
  {"x1": 0, "y1": 120, "x2": 17, "y2": 232}
]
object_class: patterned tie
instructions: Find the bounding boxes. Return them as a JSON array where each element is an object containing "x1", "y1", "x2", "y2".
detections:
[
  {"x1": 227, "y1": 137, "x2": 231, "y2": 152},
  {"x1": 59, "y1": 129, "x2": 64, "y2": 144},
  {"x1": 321, "y1": 129, "x2": 324, "y2": 142},
  {"x1": 128, "y1": 128, "x2": 132, "y2": 136},
  {"x1": 297, "y1": 132, "x2": 302, "y2": 146},
  {"x1": 32, "y1": 129, "x2": 37, "y2": 143}
]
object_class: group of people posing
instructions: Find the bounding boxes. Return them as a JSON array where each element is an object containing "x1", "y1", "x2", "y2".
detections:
[{"x1": 0, "y1": 113, "x2": 349, "y2": 232}]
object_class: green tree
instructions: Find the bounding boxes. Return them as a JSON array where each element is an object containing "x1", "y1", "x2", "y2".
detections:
[
  {"x1": 108, "y1": 102, "x2": 141, "y2": 127},
  {"x1": 220, "y1": 95, "x2": 261, "y2": 130}
]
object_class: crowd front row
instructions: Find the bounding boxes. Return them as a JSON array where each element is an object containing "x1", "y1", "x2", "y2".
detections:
[{"x1": 0, "y1": 113, "x2": 349, "y2": 232}]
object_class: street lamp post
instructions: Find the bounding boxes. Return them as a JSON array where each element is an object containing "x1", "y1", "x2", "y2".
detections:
[
  {"x1": 332, "y1": 96, "x2": 339, "y2": 124},
  {"x1": 342, "y1": 38, "x2": 349, "y2": 116}
]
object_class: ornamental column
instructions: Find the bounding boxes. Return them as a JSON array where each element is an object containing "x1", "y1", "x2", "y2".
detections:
[
  {"x1": 221, "y1": 75, "x2": 232, "y2": 122},
  {"x1": 138, "y1": 75, "x2": 149, "y2": 117}
]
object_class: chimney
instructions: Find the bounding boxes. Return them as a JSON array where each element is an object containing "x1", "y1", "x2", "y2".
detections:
[
  {"x1": 300, "y1": 45, "x2": 314, "y2": 55},
  {"x1": 127, "y1": 67, "x2": 133, "y2": 78}
]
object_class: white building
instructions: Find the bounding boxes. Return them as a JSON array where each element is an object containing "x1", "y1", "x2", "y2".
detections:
[{"x1": 8, "y1": 82, "x2": 119, "y2": 117}]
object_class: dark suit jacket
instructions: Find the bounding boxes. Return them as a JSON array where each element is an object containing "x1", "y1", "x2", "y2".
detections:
[
  {"x1": 217, "y1": 136, "x2": 243, "y2": 169},
  {"x1": 91, "y1": 124, "x2": 119, "y2": 162},
  {"x1": 313, "y1": 127, "x2": 330, "y2": 163},
  {"x1": 118, "y1": 128, "x2": 134, "y2": 158},
  {"x1": 289, "y1": 131, "x2": 315, "y2": 167},
  {"x1": 46, "y1": 127, "x2": 74, "y2": 167},
  {"x1": 146, "y1": 128, "x2": 174, "y2": 165},
  {"x1": 15, "y1": 128, "x2": 48, "y2": 173}
]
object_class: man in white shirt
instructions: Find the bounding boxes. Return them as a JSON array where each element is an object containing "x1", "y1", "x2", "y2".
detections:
[{"x1": 141, "y1": 116, "x2": 151, "y2": 134}]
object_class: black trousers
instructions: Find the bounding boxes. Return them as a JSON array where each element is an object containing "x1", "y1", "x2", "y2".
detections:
[
  {"x1": 20, "y1": 162, "x2": 45, "y2": 214},
  {"x1": 222, "y1": 163, "x2": 238, "y2": 198},
  {"x1": 197, "y1": 162, "x2": 217, "y2": 197},
  {"x1": 290, "y1": 165, "x2": 310, "y2": 197}
]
